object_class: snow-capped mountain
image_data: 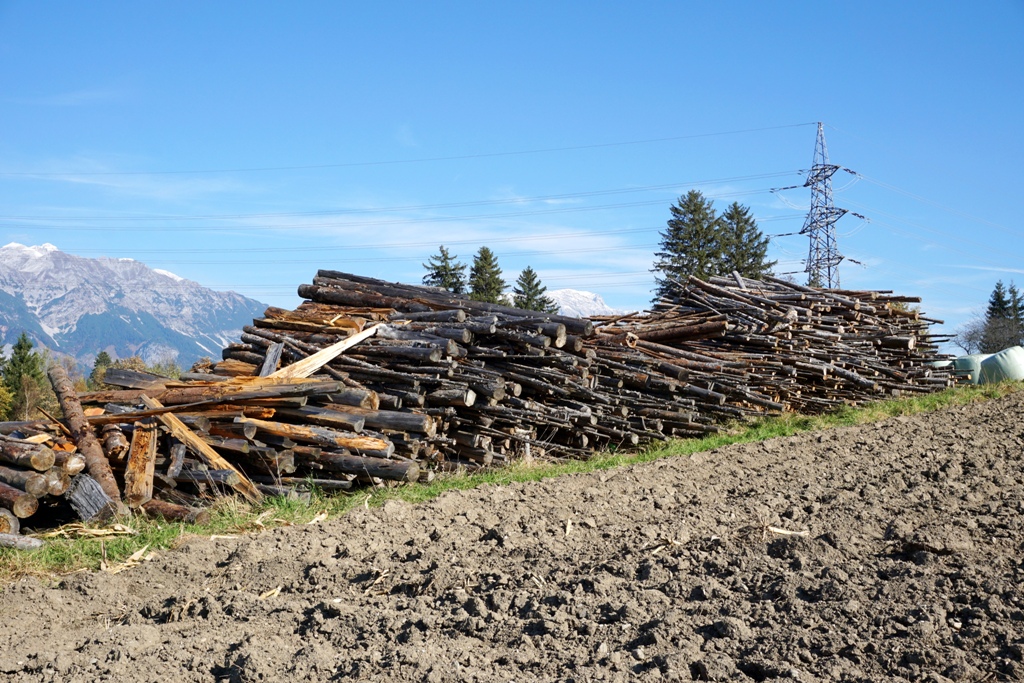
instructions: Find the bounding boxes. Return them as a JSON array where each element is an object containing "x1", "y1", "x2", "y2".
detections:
[
  {"x1": 0, "y1": 243, "x2": 267, "y2": 368},
  {"x1": 548, "y1": 289, "x2": 633, "y2": 318}
]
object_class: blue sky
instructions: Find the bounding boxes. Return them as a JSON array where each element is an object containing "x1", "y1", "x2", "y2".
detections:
[{"x1": 1, "y1": 1, "x2": 1022, "y2": 342}]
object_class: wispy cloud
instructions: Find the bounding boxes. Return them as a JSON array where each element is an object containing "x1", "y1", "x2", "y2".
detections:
[
  {"x1": 54, "y1": 172, "x2": 251, "y2": 202},
  {"x1": 950, "y1": 264, "x2": 1024, "y2": 276},
  {"x1": 9, "y1": 155, "x2": 255, "y2": 202}
]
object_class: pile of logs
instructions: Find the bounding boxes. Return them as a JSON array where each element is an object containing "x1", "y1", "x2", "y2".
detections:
[
  {"x1": 0, "y1": 269, "x2": 954, "y2": 536},
  {"x1": 593, "y1": 273, "x2": 955, "y2": 415}
]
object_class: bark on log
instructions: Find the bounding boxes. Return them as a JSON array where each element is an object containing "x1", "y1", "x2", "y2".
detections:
[
  {"x1": 0, "y1": 533, "x2": 44, "y2": 550},
  {"x1": 300, "y1": 451, "x2": 419, "y2": 482},
  {"x1": 48, "y1": 365, "x2": 125, "y2": 511},
  {"x1": 0, "y1": 481, "x2": 37, "y2": 518},
  {"x1": 142, "y1": 498, "x2": 212, "y2": 525},
  {"x1": 53, "y1": 451, "x2": 86, "y2": 476},
  {"x1": 100, "y1": 424, "x2": 130, "y2": 463},
  {"x1": 0, "y1": 436, "x2": 56, "y2": 472},
  {"x1": 0, "y1": 465, "x2": 48, "y2": 498},
  {"x1": 64, "y1": 474, "x2": 117, "y2": 522},
  {"x1": 234, "y1": 417, "x2": 394, "y2": 456}
]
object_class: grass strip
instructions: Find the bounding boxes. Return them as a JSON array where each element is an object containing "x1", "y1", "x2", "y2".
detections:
[{"x1": 1, "y1": 381, "x2": 1019, "y2": 582}]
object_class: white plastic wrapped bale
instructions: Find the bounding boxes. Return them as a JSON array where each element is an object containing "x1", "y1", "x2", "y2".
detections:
[{"x1": 979, "y1": 346, "x2": 1024, "y2": 384}]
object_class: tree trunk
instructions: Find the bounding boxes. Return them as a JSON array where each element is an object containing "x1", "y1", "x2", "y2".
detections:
[{"x1": 47, "y1": 365, "x2": 126, "y2": 512}]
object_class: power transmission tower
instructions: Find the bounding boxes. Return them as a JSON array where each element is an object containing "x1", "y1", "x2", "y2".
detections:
[{"x1": 800, "y1": 122, "x2": 847, "y2": 288}]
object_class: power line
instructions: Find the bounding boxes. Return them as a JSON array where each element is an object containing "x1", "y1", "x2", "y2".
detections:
[
  {"x1": 3, "y1": 188, "x2": 785, "y2": 233},
  {"x1": 0, "y1": 123, "x2": 817, "y2": 178},
  {"x1": 53, "y1": 214, "x2": 803, "y2": 256},
  {"x1": 0, "y1": 172, "x2": 799, "y2": 221}
]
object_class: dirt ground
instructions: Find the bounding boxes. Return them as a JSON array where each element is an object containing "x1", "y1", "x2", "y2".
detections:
[{"x1": 1, "y1": 393, "x2": 1022, "y2": 682}]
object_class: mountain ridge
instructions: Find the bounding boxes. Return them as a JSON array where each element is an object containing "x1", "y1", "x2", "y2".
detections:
[{"x1": 0, "y1": 243, "x2": 267, "y2": 369}]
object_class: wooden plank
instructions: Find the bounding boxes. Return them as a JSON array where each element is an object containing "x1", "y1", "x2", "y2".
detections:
[
  {"x1": 140, "y1": 395, "x2": 262, "y2": 503},
  {"x1": 267, "y1": 323, "x2": 382, "y2": 379},
  {"x1": 123, "y1": 419, "x2": 159, "y2": 508}
]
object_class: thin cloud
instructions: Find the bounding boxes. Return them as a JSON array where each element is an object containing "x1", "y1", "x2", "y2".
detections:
[{"x1": 949, "y1": 264, "x2": 1024, "y2": 276}]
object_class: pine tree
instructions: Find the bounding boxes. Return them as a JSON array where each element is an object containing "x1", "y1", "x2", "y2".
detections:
[
  {"x1": 89, "y1": 350, "x2": 113, "y2": 389},
  {"x1": 719, "y1": 201, "x2": 776, "y2": 280},
  {"x1": 1009, "y1": 282, "x2": 1024, "y2": 330},
  {"x1": 986, "y1": 280, "x2": 1012, "y2": 319},
  {"x1": 468, "y1": 247, "x2": 507, "y2": 304},
  {"x1": 513, "y1": 266, "x2": 558, "y2": 313},
  {"x1": 422, "y1": 246, "x2": 467, "y2": 295},
  {"x1": 980, "y1": 280, "x2": 1021, "y2": 352},
  {"x1": 652, "y1": 190, "x2": 725, "y2": 299},
  {"x1": 2, "y1": 332, "x2": 50, "y2": 420}
]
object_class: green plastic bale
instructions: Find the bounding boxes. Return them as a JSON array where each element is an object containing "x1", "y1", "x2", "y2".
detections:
[
  {"x1": 979, "y1": 346, "x2": 1024, "y2": 384},
  {"x1": 952, "y1": 354, "x2": 992, "y2": 384}
]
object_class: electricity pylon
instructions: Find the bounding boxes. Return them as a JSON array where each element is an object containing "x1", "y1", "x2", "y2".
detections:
[{"x1": 801, "y1": 122, "x2": 846, "y2": 288}]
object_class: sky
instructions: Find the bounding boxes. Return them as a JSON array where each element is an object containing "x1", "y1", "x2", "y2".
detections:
[{"x1": 1, "y1": 1, "x2": 1022, "y2": 344}]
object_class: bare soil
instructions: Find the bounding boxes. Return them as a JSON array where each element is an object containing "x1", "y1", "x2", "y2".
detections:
[{"x1": 2, "y1": 393, "x2": 1023, "y2": 682}]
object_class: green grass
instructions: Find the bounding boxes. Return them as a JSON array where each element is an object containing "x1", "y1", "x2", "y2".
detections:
[{"x1": 2, "y1": 381, "x2": 1019, "y2": 582}]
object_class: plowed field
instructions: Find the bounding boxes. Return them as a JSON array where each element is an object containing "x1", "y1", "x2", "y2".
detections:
[{"x1": 2, "y1": 393, "x2": 1023, "y2": 682}]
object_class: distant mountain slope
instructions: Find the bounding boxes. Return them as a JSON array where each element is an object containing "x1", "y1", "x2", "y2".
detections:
[
  {"x1": 547, "y1": 288, "x2": 630, "y2": 318},
  {"x1": 0, "y1": 243, "x2": 267, "y2": 368}
]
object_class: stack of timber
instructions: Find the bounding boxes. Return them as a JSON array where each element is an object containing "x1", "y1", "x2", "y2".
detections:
[
  {"x1": 592, "y1": 273, "x2": 955, "y2": 416},
  {"x1": 0, "y1": 270, "x2": 953, "y2": 534}
]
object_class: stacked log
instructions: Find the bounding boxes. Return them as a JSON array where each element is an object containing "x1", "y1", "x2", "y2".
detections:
[{"x1": 0, "y1": 269, "x2": 954, "y2": 533}]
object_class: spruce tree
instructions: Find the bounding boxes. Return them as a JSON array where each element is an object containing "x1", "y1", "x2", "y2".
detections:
[
  {"x1": 468, "y1": 247, "x2": 507, "y2": 304},
  {"x1": 422, "y1": 246, "x2": 467, "y2": 295},
  {"x1": 652, "y1": 190, "x2": 725, "y2": 299},
  {"x1": 986, "y1": 280, "x2": 1012, "y2": 319},
  {"x1": 1009, "y1": 282, "x2": 1024, "y2": 332},
  {"x1": 2, "y1": 332, "x2": 50, "y2": 420},
  {"x1": 89, "y1": 350, "x2": 113, "y2": 389},
  {"x1": 719, "y1": 201, "x2": 776, "y2": 279},
  {"x1": 981, "y1": 280, "x2": 1021, "y2": 352},
  {"x1": 513, "y1": 266, "x2": 558, "y2": 313}
]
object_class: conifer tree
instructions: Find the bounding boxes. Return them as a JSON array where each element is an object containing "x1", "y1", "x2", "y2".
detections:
[
  {"x1": 422, "y1": 246, "x2": 467, "y2": 295},
  {"x1": 719, "y1": 201, "x2": 776, "y2": 280},
  {"x1": 1, "y1": 332, "x2": 51, "y2": 420},
  {"x1": 513, "y1": 266, "x2": 558, "y2": 313},
  {"x1": 89, "y1": 350, "x2": 113, "y2": 389},
  {"x1": 652, "y1": 190, "x2": 725, "y2": 299},
  {"x1": 652, "y1": 191, "x2": 777, "y2": 301},
  {"x1": 468, "y1": 247, "x2": 507, "y2": 304},
  {"x1": 1009, "y1": 282, "x2": 1024, "y2": 330},
  {"x1": 980, "y1": 280, "x2": 1022, "y2": 352}
]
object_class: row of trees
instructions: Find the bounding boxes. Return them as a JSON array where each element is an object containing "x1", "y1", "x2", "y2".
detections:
[
  {"x1": 953, "y1": 280, "x2": 1024, "y2": 354},
  {"x1": 422, "y1": 246, "x2": 558, "y2": 312},
  {"x1": 421, "y1": 190, "x2": 775, "y2": 312}
]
